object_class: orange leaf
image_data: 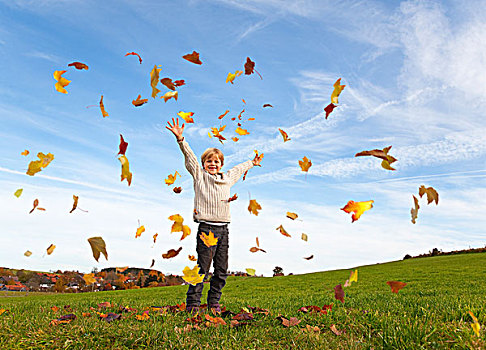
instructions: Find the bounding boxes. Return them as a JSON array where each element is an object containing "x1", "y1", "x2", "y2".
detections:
[
  {"x1": 21, "y1": 150, "x2": 29, "y2": 156},
  {"x1": 132, "y1": 94, "x2": 148, "y2": 107},
  {"x1": 227, "y1": 194, "x2": 238, "y2": 202},
  {"x1": 177, "y1": 111, "x2": 194, "y2": 123},
  {"x1": 136, "y1": 312, "x2": 150, "y2": 321},
  {"x1": 226, "y1": 70, "x2": 243, "y2": 84},
  {"x1": 53, "y1": 70, "x2": 71, "y2": 94},
  {"x1": 286, "y1": 212, "x2": 298, "y2": 220},
  {"x1": 419, "y1": 185, "x2": 439, "y2": 205},
  {"x1": 150, "y1": 65, "x2": 162, "y2": 98},
  {"x1": 235, "y1": 127, "x2": 249, "y2": 135},
  {"x1": 276, "y1": 225, "x2": 291, "y2": 237},
  {"x1": 46, "y1": 244, "x2": 56, "y2": 255},
  {"x1": 210, "y1": 125, "x2": 227, "y2": 143},
  {"x1": 411, "y1": 195, "x2": 420, "y2": 224},
  {"x1": 386, "y1": 281, "x2": 407, "y2": 294},
  {"x1": 232, "y1": 137, "x2": 239, "y2": 142},
  {"x1": 161, "y1": 91, "x2": 178, "y2": 102},
  {"x1": 70, "y1": 195, "x2": 79, "y2": 213},
  {"x1": 165, "y1": 171, "x2": 180, "y2": 185},
  {"x1": 200, "y1": 230, "x2": 218, "y2": 247},
  {"x1": 162, "y1": 247, "x2": 182, "y2": 259},
  {"x1": 218, "y1": 110, "x2": 229, "y2": 119},
  {"x1": 153, "y1": 233, "x2": 158, "y2": 243},
  {"x1": 160, "y1": 77, "x2": 176, "y2": 91},
  {"x1": 99, "y1": 95, "x2": 109, "y2": 117},
  {"x1": 331, "y1": 78, "x2": 345, "y2": 104},
  {"x1": 68, "y1": 62, "x2": 89, "y2": 70},
  {"x1": 183, "y1": 51, "x2": 202, "y2": 65},
  {"x1": 248, "y1": 199, "x2": 262, "y2": 216},
  {"x1": 135, "y1": 225, "x2": 145, "y2": 238},
  {"x1": 278, "y1": 128, "x2": 290, "y2": 142},
  {"x1": 298, "y1": 156, "x2": 312, "y2": 172},
  {"x1": 125, "y1": 52, "x2": 142, "y2": 64},
  {"x1": 118, "y1": 155, "x2": 132, "y2": 186},
  {"x1": 341, "y1": 200, "x2": 374, "y2": 222},
  {"x1": 188, "y1": 255, "x2": 197, "y2": 261}
]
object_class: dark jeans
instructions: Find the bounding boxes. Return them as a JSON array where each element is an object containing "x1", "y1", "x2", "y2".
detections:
[{"x1": 186, "y1": 222, "x2": 229, "y2": 306}]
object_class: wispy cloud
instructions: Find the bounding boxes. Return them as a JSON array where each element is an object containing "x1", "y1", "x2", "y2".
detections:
[{"x1": 25, "y1": 50, "x2": 62, "y2": 63}]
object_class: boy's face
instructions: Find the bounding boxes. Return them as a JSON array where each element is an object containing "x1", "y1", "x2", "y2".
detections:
[{"x1": 203, "y1": 155, "x2": 222, "y2": 175}]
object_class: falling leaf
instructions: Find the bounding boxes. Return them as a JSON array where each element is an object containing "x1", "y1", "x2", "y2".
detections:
[
  {"x1": 355, "y1": 146, "x2": 397, "y2": 171},
  {"x1": 177, "y1": 111, "x2": 194, "y2": 123},
  {"x1": 330, "y1": 324, "x2": 343, "y2": 336},
  {"x1": 53, "y1": 70, "x2": 71, "y2": 94},
  {"x1": 278, "y1": 128, "x2": 291, "y2": 142},
  {"x1": 135, "y1": 225, "x2": 145, "y2": 238},
  {"x1": 70, "y1": 195, "x2": 79, "y2": 213},
  {"x1": 276, "y1": 225, "x2": 291, "y2": 237},
  {"x1": 87, "y1": 236, "x2": 108, "y2": 262},
  {"x1": 226, "y1": 70, "x2": 243, "y2": 84},
  {"x1": 263, "y1": 103, "x2": 273, "y2": 108},
  {"x1": 231, "y1": 137, "x2": 239, "y2": 142},
  {"x1": 68, "y1": 62, "x2": 89, "y2": 70},
  {"x1": 169, "y1": 214, "x2": 191, "y2": 240},
  {"x1": 277, "y1": 316, "x2": 301, "y2": 328},
  {"x1": 200, "y1": 230, "x2": 218, "y2": 247},
  {"x1": 182, "y1": 265, "x2": 204, "y2": 285},
  {"x1": 116, "y1": 267, "x2": 128, "y2": 273},
  {"x1": 26, "y1": 152, "x2": 54, "y2": 176},
  {"x1": 411, "y1": 195, "x2": 420, "y2": 224},
  {"x1": 83, "y1": 273, "x2": 96, "y2": 285},
  {"x1": 174, "y1": 79, "x2": 185, "y2": 87},
  {"x1": 14, "y1": 189, "x2": 23, "y2": 198},
  {"x1": 125, "y1": 52, "x2": 142, "y2": 64},
  {"x1": 150, "y1": 259, "x2": 155, "y2": 268},
  {"x1": 173, "y1": 187, "x2": 182, "y2": 194},
  {"x1": 46, "y1": 244, "x2": 56, "y2": 255},
  {"x1": 24, "y1": 250, "x2": 32, "y2": 257},
  {"x1": 188, "y1": 255, "x2": 197, "y2": 261},
  {"x1": 248, "y1": 199, "x2": 262, "y2": 216},
  {"x1": 245, "y1": 268, "x2": 256, "y2": 276},
  {"x1": 419, "y1": 185, "x2": 439, "y2": 205},
  {"x1": 324, "y1": 103, "x2": 336, "y2": 119},
  {"x1": 386, "y1": 281, "x2": 407, "y2": 294},
  {"x1": 242, "y1": 170, "x2": 249, "y2": 181},
  {"x1": 183, "y1": 51, "x2": 202, "y2": 65},
  {"x1": 152, "y1": 233, "x2": 158, "y2": 244},
  {"x1": 132, "y1": 94, "x2": 148, "y2": 107},
  {"x1": 162, "y1": 91, "x2": 178, "y2": 102},
  {"x1": 118, "y1": 155, "x2": 132, "y2": 186},
  {"x1": 29, "y1": 199, "x2": 45, "y2": 214},
  {"x1": 118, "y1": 134, "x2": 128, "y2": 156},
  {"x1": 21, "y1": 150, "x2": 29, "y2": 156},
  {"x1": 341, "y1": 200, "x2": 374, "y2": 222},
  {"x1": 248, "y1": 117, "x2": 255, "y2": 121},
  {"x1": 250, "y1": 237, "x2": 266, "y2": 253},
  {"x1": 98, "y1": 95, "x2": 109, "y2": 118},
  {"x1": 331, "y1": 78, "x2": 345, "y2": 104},
  {"x1": 210, "y1": 125, "x2": 227, "y2": 143},
  {"x1": 334, "y1": 284, "x2": 344, "y2": 303},
  {"x1": 298, "y1": 156, "x2": 312, "y2": 172},
  {"x1": 301, "y1": 233, "x2": 308, "y2": 241},
  {"x1": 162, "y1": 247, "x2": 183, "y2": 259},
  {"x1": 165, "y1": 171, "x2": 180, "y2": 185},
  {"x1": 150, "y1": 65, "x2": 162, "y2": 98},
  {"x1": 218, "y1": 110, "x2": 229, "y2": 119},
  {"x1": 286, "y1": 212, "x2": 298, "y2": 220},
  {"x1": 244, "y1": 57, "x2": 263, "y2": 79},
  {"x1": 303, "y1": 255, "x2": 314, "y2": 260},
  {"x1": 235, "y1": 127, "x2": 249, "y2": 136},
  {"x1": 160, "y1": 77, "x2": 176, "y2": 90}
]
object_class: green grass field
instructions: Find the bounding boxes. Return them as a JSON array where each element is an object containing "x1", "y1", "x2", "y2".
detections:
[{"x1": 1, "y1": 253, "x2": 485, "y2": 349}]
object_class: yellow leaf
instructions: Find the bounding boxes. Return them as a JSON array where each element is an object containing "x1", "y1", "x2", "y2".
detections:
[
  {"x1": 286, "y1": 212, "x2": 298, "y2": 220},
  {"x1": 53, "y1": 70, "x2": 71, "y2": 94},
  {"x1": 165, "y1": 171, "x2": 180, "y2": 185},
  {"x1": 419, "y1": 185, "x2": 439, "y2": 205},
  {"x1": 24, "y1": 250, "x2": 32, "y2": 257},
  {"x1": 177, "y1": 111, "x2": 194, "y2": 123},
  {"x1": 235, "y1": 127, "x2": 249, "y2": 136},
  {"x1": 118, "y1": 155, "x2": 132, "y2": 186},
  {"x1": 301, "y1": 233, "x2": 308, "y2": 242},
  {"x1": 245, "y1": 268, "x2": 256, "y2": 276},
  {"x1": 248, "y1": 199, "x2": 262, "y2": 216},
  {"x1": 26, "y1": 152, "x2": 54, "y2": 176},
  {"x1": 331, "y1": 78, "x2": 345, "y2": 104},
  {"x1": 83, "y1": 273, "x2": 96, "y2": 285},
  {"x1": 200, "y1": 230, "x2": 218, "y2": 247},
  {"x1": 70, "y1": 195, "x2": 79, "y2": 213},
  {"x1": 26, "y1": 160, "x2": 42, "y2": 176},
  {"x1": 471, "y1": 322, "x2": 481, "y2": 337},
  {"x1": 161, "y1": 91, "x2": 178, "y2": 102},
  {"x1": 349, "y1": 269, "x2": 358, "y2": 283},
  {"x1": 46, "y1": 244, "x2": 56, "y2": 255},
  {"x1": 150, "y1": 65, "x2": 162, "y2": 98},
  {"x1": 181, "y1": 225, "x2": 191, "y2": 241},
  {"x1": 182, "y1": 265, "x2": 204, "y2": 286},
  {"x1": 299, "y1": 156, "x2": 312, "y2": 172},
  {"x1": 226, "y1": 70, "x2": 243, "y2": 84},
  {"x1": 136, "y1": 313, "x2": 150, "y2": 321},
  {"x1": 341, "y1": 200, "x2": 374, "y2": 222},
  {"x1": 135, "y1": 225, "x2": 145, "y2": 238},
  {"x1": 14, "y1": 189, "x2": 23, "y2": 198},
  {"x1": 87, "y1": 236, "x2": 108, "y2": 262}
]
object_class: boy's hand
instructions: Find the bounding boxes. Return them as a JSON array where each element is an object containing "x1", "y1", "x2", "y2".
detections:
[
  {"x1": 166, "y1": 118, "x2": 185, "y2": 141},
  {"x1": 252, "y1": 152, "x2": 264, "y2": 167}
]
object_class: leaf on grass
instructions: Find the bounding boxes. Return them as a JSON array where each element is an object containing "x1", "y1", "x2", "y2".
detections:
[
  {"x1": 150, "y1": 65, "x2": 162, "y2": 98},
  {"x1": 87, "y1": 237, "x2": 108, "y2": 262},
  {"x1": 162, "y1": 247, "x2": 182, "y2": 259},
  {"x1": 324, "y1": 103, "x2": 336, "y2": 119},
  {"x1": 182, "y1": 265, "x2": 204, "y2": 285},
  {"x1": 53, "y1": 70, "x2": 71, "y2": 94},
  {"x1": 162, "y1": 91, "x2": 178, "y2": 102},
  {"x1": 301, "y1": 233, "x2": 308, "y2": 242},
  {"x1": 235, "y1": 127, "x2": 249, "y2": 135},
  {"x1": 276, "y1": 225, "x2": 291, "y2": 237},
  {"x1": 419, "y1": 185, "x2": 439, "y2": 205},
  {"x1": 341, "y1": 200, "x2": 374, "y2": 222},
  {"x1": 411, "y1": 195, "x2": 420, "y2": 224},
  {"x1": 330, "y1": 324, "x2": 343, "y2": 336},
  {"x1": 50, "y1": 313, "x2": 76, "y2": 325},
  {"x1": 135, "y1": 225, "x2": 145, "y2": 238},
  {"x1": 226, "y1": 70, "x2": 243, "y2": 84},
  {"x1": 132, "y1": 94, "x2": 148, "y2": 107},
  {"x1": 248, "y1": 199, "x2": 262, "y2": 216},
  {"x1": 136, "y1": 312, "x2": 150, "y2": 321},
  {"x1": 24, "y1": 250, "x2": 32, "y2": 257},
  {"x1": 182, "y1": 51, "x2": 202, "y2": 65},
  {"x1": 468, "y1": 311, "x2": 481, "y2": 337},
  {"x1": 334, "y1": 284, "x2": 344, "y2": 303},
  {"x1": 83, "y1": 273, "x2": 96, "y2": 285},
  {"x1": 299, "y1": 156, "x2": 312, "y2": 172},
  {"x1": 245, "y1": 268, "x2": 256, "y2": 276},
  {"x1": 200, "y1": 230, "x2": 218, "y2": 247},
  {"x1": 118, "y1": 134, "x2": 128, "y2": 156},
  {"x1": 46, "y1": 244, "x2": 56, "y2": 255},
  {"x1": 99, "y1": 95, "x2": 109, "y2": 117},
  {"x1": 277, "y1": 316, "x2": 301, "y2": 327},
  {"x1": 177, "y1": 111, "x2": 194, "y2": 123},
  {"x1": 101, "y1": 312, "x2": 121, "y2": 323},
  {"x1": 68, "y1": 62, "x2": 88, "y2": 70},
  {"x1": 165, "y1": 171, "x2": 180, "y2": 185},
  {"x1": 331, "y1": 78, "x2": 345, "y2": 104},
  {"x1": 14, "y1": 189, "x2": 23, "y2": 198},
  {"x1": 21, "y1": 150, "x2": 29, "y2": 156},
  {"x1": 303, "y1": 255, "x2": 314, "y2": 260},
  {"x1": 125, "y1": 52, "x2": 142, "y2": 64},
  {"x1": 118, "y1": 155, "x2": 132, "y2": 186},
  {"x1": 278, "y1": 128, "x2": 290, "y2": 142},
  {"x1": 386, "y1": 281, "x2": 407, "y2": 294}
]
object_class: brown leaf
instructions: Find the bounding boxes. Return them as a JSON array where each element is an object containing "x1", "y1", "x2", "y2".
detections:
[
  {"x1": 162, "y1": 247, "x2": 182, "y2": 259},
  {"x1": 330, "y1": 324, "x2": 343, "y2": 336},
  {"x1": 244, "y1": 57, "x2": 262, "y2": 79},
  {"x1": 68, "y1": 62, "x2": 89, "y2": 70},
  {"x1": 132, "y1": 94, "x2": 148, "y2": 107},
  {"x1": 263, "y1": 103, "x2": 273, "y2": 108},
  {"x1": 277, "y1": 315, "x2": 301, "y2": 327},
  {"x1": 334, "y1": 284, "x2": 344, "y2": 303},
  {"x1": 411, "y1": 195, "x2": 420, "y2": 224},
  {"x1": 419, "y1": 185, "x2": 439, "y2": 205},
  {"x1": 99, "y1": 95, "x2": 109, "y2": 118},
  {"x1": 276, "y1": 225, "x2": 291, "y2": 237},
  {"x1": 87, "y1": 237, "x2": 108, "y2": 262},
  {"x1": 324, "y1": 103, "x2": 336, "y2": 119},
  {"x1": 160, "y1": 78, "x2": 176, "y2": 91},
  {"x1": 303, "y1": 255, "x2": 314, "y2": 260},
  {"x1": 173, "y1": 187, "x2": 182, "y2": 194},
  {"x1": 183, "y1": 51, "x2": 202, "y2": 65}
]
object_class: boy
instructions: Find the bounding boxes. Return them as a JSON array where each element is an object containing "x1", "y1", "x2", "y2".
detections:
[{"x1": 166, "y1": 118, "x2": 263, "y2": 313}]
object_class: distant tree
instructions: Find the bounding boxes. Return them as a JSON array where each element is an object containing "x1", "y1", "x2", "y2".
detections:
[
  {"x1": 17, "y1": 270, "x2": 34, "y2": 283},
  {"x1": 91, "y1": 267, "x2": 99, "y2": 274},
  {"x1": 273, "y1": 266, "x2": 284, "y2": 276}
]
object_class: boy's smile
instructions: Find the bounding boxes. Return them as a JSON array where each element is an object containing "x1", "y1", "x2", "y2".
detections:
[{"x1": 203, "y1": 156, "x2": 222, "y2": 175}]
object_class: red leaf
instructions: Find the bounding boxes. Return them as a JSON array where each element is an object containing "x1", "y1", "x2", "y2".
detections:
[
  {"x1": 334, "y1": 284, "x2": 344, "y2": 303},
  {"x1": 324, "y1": 103, "x2": 336, "y2": 119},
  {"x1": 125, "y1": 52, "x2": 142, "y2": 64},
  {"x1": 118, "y1": 134, "x2": 128, "y2": 155}
]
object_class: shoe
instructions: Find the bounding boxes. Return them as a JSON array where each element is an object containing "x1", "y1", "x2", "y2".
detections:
[
  {"x1": 186, "y1": 305, "x2": 200, "y2": 314},
  {"x1": 209, "y1": 304, "x2": 221, "y2": 313}
]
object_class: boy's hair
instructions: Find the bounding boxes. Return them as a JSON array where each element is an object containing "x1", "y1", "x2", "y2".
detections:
[{"x1": 201, "y1": 148, "x2": 224, "y2": 166}]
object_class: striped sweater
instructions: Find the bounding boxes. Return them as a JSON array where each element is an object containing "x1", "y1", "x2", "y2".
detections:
[{"x1": 178, "y1": 139, "x2": 254, "y2": 223}]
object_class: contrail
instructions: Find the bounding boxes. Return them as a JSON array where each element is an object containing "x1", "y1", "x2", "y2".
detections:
[{"x1": 362, "y1": 169, "x2": 486, "y2": 184}]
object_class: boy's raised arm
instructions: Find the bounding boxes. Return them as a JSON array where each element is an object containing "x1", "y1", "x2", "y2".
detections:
[
  {"x1": 166, "y1": 118, "x2": 201, "y2": 179},
  {"x1": 226, "y1": 153, "x2": 263, "y2": 185}
]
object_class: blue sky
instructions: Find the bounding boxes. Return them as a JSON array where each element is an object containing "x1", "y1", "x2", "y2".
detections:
[{"x1": 0, "y1": 0, "x2": 485, "y2": 276}]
